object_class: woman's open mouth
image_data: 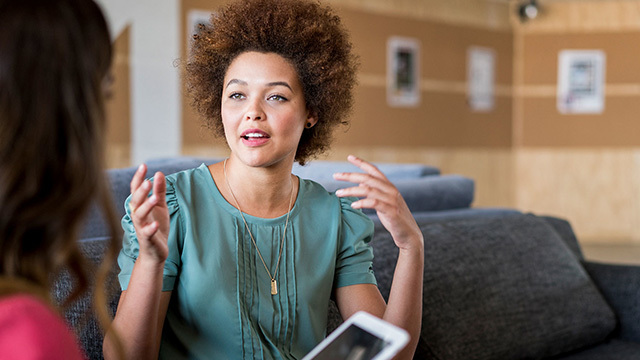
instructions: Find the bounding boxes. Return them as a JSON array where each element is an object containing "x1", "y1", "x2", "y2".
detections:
[{"x1": 241, "y1": 129, "x2": 270, "y2": 146}]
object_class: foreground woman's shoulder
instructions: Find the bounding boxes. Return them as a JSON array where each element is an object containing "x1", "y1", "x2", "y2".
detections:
[{"x1": 0, "y1": 294, "x2": 85, "y2": 360}]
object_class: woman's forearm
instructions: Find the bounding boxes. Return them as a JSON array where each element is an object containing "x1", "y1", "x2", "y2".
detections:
[
  {"x1": 383, "y1": 236, "x2": 424, "y2": 360},
  {"x1": 103, "y1": 258, "x2": 168, "y2": 360}
]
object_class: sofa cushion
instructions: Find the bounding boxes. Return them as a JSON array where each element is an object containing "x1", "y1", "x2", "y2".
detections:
[
  {"x1": 372, "y1": 214, "x2": 616, "y2": 360},
  {"x1": 409, "y1": 207, "x2": 521, "y2": 223},
  {"x1": 556, "y1": 339, "x2": 640, "y2": 360},
  {"x1": 53, "y1": 236, "x2": 121, "y2": 360},
  {"x1": 539, "y1": 215, "x2": 584, "y2": 260}
]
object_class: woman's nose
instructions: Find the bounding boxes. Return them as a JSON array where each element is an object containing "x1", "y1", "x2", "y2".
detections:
[{"x1": 245, "y1": 99, "x2": 264, "y2": 121}]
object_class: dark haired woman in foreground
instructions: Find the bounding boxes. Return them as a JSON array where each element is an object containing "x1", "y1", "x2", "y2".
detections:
[
  {"x1": 0, "y1": 0, "x2": 121, "y2": 358},
  {"x1": 105, "y1": 0, "x2": 423, "y2": 359}
]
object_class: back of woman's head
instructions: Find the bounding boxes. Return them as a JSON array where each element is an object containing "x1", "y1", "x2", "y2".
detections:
[{"x1": 0, "y1": 0, "x2": 117, "y2": 300}]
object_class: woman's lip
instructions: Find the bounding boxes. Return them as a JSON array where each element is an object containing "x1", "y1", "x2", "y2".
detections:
[{"x1": 241, "y1": 136, "x2": 270, "y2": 147}]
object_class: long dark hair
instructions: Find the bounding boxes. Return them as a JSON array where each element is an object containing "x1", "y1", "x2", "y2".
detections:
[{"x1": 0, "y1": 0, "x2": 121, "y2": 337}]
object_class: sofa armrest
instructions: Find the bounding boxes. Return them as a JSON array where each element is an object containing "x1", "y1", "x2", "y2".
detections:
[{"x1": 583, "y1": 261, "x2": 640, "y2": 343}]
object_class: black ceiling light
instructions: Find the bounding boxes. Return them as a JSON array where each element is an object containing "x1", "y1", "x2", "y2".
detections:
[{"x1": 518, "y1": 0, "x2": 539, "y2": 22}]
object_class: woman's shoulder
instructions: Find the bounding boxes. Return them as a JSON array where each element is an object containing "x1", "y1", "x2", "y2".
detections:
[
  {"x1": 164, "y1": 163, "x2": 211, "y2": 186},
  {"x1": 299, "y1": 178, "x2": 371, "y2": 222},
  {"x1": 162, "y1": 163, "x2": 214, "y2": 206},
  {"x1": 0, "y1": 294, "x2": 84, "y2": 359},
  {"x1": 298, "y1": 178, "x2": 338, "y2": 205}
]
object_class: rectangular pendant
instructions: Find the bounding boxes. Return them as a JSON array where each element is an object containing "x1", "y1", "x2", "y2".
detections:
[{"x1": 271, "y1": 279, "x2": 277, "y2": 295}]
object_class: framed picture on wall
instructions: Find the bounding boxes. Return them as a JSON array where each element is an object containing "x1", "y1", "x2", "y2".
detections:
[
  {"x1": 557, "y1": 50, "x2": 606, "y2": 114},
  {"x1": 387, "y1": 37, "x2": 420, "y2": 107},
  {"x1": 467, "y1": 46, "x2": 496, "y2": 112}
]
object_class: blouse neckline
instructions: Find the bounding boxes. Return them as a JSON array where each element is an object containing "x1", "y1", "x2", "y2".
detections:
[{"x1": 198, "y1": 163, "x2": 304, "y2": 226}]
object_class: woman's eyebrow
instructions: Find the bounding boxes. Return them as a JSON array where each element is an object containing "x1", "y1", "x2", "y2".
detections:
[
  {"x1": 225, "y1": 79, "x2": 293, "y2": 91},
  {"x1": 226, "y1": 79, "x2": 247, "y2": 87},
  {"x1": 266, "y1": 81, "x2": 293, "y2": 91}
]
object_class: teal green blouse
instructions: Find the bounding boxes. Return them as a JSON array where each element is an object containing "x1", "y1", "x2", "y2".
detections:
[{"x1": 117, "y1": 164, "x2": 376, "y2": 359}]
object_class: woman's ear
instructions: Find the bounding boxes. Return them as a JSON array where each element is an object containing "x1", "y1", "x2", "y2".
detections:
[{"x1": 305, "y1": 111, "x2": 318, "y2": 129}]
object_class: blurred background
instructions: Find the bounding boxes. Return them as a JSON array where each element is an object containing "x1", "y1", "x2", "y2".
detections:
[{"x1": 95, "y1": 0, "x2": 640, "y2": 255}]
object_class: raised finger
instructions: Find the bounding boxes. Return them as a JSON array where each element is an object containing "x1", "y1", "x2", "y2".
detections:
[
  {"x1": 333, "y1": 172, "x2": 395, "y2": 194},
  {"x1": 335, "y1": 184, "x2": 394, "y2": 203},
  {"x1": 350, "y1": 197, "x2": 394, "y2": 213},
  {"x1": 152, "y1": 172, "x2": 167, "y2": 204},
  {"x1": 130, "y1": 163, "x2": 147, "y2": 194},
  {"x1": 346, "y1": 155, "x2": 388, "y2": 181},
  {"x1": 130, "y1": 193, "x2": 158, "y2": 222},
  {"x1": 129, "y1": 179, "x2": 151, "y2": 214}
]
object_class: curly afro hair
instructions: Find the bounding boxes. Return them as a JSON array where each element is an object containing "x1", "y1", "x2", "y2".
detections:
[{"x1": 186, "y1": 0, "x2": 359, "y2": 165}]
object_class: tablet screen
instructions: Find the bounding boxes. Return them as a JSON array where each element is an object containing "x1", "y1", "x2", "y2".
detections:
[{"x1": 308, "y1": 323, "x2": 389, "y2": 360}]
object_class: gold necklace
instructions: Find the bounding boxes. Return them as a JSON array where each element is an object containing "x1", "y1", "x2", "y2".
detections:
[{"x1": 223, "y1": 159, "x2": 294, "y2": 296}]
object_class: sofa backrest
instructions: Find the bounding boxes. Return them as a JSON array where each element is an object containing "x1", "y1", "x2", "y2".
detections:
[
  {"x1": 80, "y1": 157, "x2": 472, "y2": 239},
  {"x1": 292, "y1": 160, "x2": 440, "y2": 182}
]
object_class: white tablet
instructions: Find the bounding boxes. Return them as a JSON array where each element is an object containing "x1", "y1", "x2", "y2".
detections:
[{"x1": 302, "y1": 311, "x2": 410, "y2": 360}]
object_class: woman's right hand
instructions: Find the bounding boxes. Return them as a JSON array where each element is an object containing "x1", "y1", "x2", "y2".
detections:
[{"x1": 128, "y1": 164, "x2": 170, "y2": 264}]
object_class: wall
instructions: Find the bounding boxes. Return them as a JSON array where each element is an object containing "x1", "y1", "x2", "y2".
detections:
[
  {"x1": 180, "y1": 0, "x2": 517, "y2": 211},
  {"x1": 97, "y1": 0, "x2": 182, "y2": 166},
  {"x1": 511, "y1": 0, "x2": 640, "y2": 243},
  {"x1": 104, "y1": 25, "x2": 131, "y2": 169},
  {"x1": 100, "y1": 0, "x2": 640, "y2": 244}
]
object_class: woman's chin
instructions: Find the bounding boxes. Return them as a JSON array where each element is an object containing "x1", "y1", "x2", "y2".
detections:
[{"x1": 231, "y1": 152, "x2": 296, "y2": 170}]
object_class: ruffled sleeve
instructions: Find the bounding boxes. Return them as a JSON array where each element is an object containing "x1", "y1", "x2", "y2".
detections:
[
  {"x1": 117, "y1": 177, "x2": 184, "y2": 291},
  {"x1": 334, "y1": 196, "x2": 377, "y2": 288}
]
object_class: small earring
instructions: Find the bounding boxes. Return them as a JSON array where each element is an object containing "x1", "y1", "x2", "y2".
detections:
[{"x1": 305, "y1": 122, "x2": 313, "y2": 129}]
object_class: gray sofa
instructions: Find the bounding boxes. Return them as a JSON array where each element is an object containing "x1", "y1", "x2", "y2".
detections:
[{"x1": 56, "y1": 157, "x2": 640, "y2": 359}]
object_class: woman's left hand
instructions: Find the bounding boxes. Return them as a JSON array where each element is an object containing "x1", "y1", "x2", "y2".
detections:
[{"x1": 334, "y1": 155, "x2": 423, "y2": 251}]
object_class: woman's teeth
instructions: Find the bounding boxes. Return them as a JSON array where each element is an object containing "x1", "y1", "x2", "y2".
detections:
[{"x1": 243, "y1": 133, "x2": 265, "y2": 139}]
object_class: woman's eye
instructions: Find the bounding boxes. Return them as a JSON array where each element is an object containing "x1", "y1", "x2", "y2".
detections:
[
  {"x1": 229, "y1": 93, "x2": 244, "y2": 100},
  {"x1": 268, "y1": 94, "x2": 287, "y2": 102}
]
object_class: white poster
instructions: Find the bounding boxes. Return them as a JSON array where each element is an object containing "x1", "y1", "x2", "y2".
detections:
[
  {"x1": 557, "y1": 50, "x2": 606, "y2": 114},
  {"x1": 387, "y1": 37, "x2": 420, "y2": 107},
  {"x1": 467, "y1": 46, "x2": 495, "y2": 112}
]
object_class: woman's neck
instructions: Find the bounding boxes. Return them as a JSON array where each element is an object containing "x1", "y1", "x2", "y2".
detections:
[{"x1": 211, "y1": 156, "x2": 299, "y2": 218}]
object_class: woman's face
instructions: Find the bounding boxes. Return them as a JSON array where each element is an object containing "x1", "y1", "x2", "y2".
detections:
[{"x1": 221, "y1": 51, "x2": 316, "y2": 168}]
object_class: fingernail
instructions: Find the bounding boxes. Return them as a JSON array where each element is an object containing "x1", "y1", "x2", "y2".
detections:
[
  {"x1": 149, "y1": 194, "x2": 157, "y2": 203},
  {"x1": 335, "y1": 189, "x2": 344, "y2": 195},
  {"x1": 137, "y1": 164, "x2": 144, "y2": 172}
]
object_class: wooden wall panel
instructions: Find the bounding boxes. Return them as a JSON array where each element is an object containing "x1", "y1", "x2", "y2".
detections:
[
  {"x1": 522, "y1": 32, "x2": 640, "y2": 85},
  {"x1": 515, "y1": 148, "x2": 640, "y2": 243},
  {"x1": 105, "y1": 25, "x2": 131, "y2": 168},
  {"x1": 334, "y1": 87, "x2": 512, "y2": 147},
  {"x1": 180, "y1": 0, "x2": 225, "y2": 149},
  {"x1": 511, "y1": 1, "x2": 640, "y2": 34},
  {"x1": 521, "y1": 97, "x2": 640, "y2": 147},
  {"x1": 330, "y1": 0, "x2": 510, "y2": 30}
]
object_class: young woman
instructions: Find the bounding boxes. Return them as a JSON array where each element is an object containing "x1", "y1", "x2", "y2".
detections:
[
  {"x1": 0, "y1": 0, "x2": 121, "y2": 358},
  {"x1": 105, "y1": 0, "x2": 423, "y2": 359}
]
